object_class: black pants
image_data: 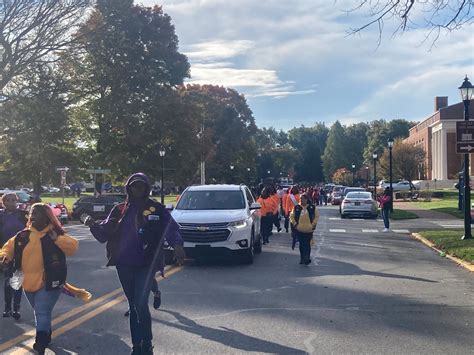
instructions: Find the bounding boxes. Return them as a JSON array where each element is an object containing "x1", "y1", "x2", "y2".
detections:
[
  {"x1": 116, "y1": 265, "x2": 154, "y2": 347},
  {"x1": 261, "y1": 216, "x2": 273, "y2": 243},
  {"x1": 297, "y1": 232, "x2": 313, "y2": 262},
  {"x1": 284, "y1": 214, "x2": 290, "y2": 232},
  {"x1": 4, "y1": 275, "x2": 22, "y2": 310},
  {"x1": 273, "y1": 213, "x2": 281, "y2": 230}
]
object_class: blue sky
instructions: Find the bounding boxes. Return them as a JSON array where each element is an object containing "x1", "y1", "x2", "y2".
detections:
[{"x1": 142, "y1": 0, "x2": 474, "y2": 130}]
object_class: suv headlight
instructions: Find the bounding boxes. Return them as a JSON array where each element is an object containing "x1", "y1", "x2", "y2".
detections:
[{"x1": 229, "y1": 219, "x2": 247, "y2": 229}]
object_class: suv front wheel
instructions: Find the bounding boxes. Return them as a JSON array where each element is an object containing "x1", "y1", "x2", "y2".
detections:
[{"x1": 242, "y1": 231, "x2": 255, "y2": 264}]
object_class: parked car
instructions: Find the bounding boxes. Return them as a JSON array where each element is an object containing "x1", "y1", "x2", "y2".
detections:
[
  {"x1": 171, "y1": 184, "x2": 262, "y2": 264},
  {"x1": 330, "y1": 185, "x2": 346, "y2": 205},
  {"x1": 341, "y1": 191, "x2": 378, "y2": 219},
  {"x1": 340, "y1": 187, "x2": 367, "y2": 214},
  {"x1": 379, "y1": 180, "x2": 419, "y2": 191},
  {"x1": 46, "y1": 202, "x2": 69, "y2": 224},
  {"x1": 71, "y1": 194, "x2": 126, "y2": 221}
]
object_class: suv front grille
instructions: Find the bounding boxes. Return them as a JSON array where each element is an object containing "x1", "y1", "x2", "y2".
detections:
[{"x1": 179, "y1": 223, "x2": 231, "y2": 243}]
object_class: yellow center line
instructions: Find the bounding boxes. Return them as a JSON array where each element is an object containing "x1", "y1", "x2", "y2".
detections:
[{"x1": 0, "y1": 265, "x2": 183, "y2": 353}]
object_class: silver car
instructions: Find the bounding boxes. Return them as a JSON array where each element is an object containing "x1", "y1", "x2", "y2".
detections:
[{"x1": 341, "y1": 191, "x2": 378, "y2": 219}]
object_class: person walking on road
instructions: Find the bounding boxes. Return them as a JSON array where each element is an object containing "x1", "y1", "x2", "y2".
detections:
[
  {"x1": 257, "y1": 187, "x2": 277, "y2": 244},
  {"x1": 290, "y1": 193, "x2": 319, "y2": 265},
  {"x1": 0, "y1": 193, "x2": 28, "y2": 320},
  {"x1": 378, "y1": 187, "x2": 392, "y2": 232},
  {"x1": 85, "y1": 172, "x2": 185, "y2": 355},
  {"x1": 0, "y1": 203, "x2": 79, "y2": 354}
]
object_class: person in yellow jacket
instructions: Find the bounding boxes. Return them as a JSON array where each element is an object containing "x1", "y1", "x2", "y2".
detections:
[
  {"x1": 0, "y1": 203, "x2": 79, "y2": 354},
  {"x1": 290, "y1": 193, "x2": 319, "y2": 265}
]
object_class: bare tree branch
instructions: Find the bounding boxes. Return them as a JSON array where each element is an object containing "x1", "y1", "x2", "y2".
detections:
[
  {"x1": 0, "y1": 0, "x2": 93, "y2": 96},
  {"x1": 345, "y1": 0, "x2": 474, "y2": 44}
]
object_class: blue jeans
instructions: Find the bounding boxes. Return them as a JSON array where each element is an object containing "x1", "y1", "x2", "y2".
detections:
[
  {"x1": 25, "y1": 287, "x2": 61, "y2": 332},
  {"x1": 116, "y1": 265, "x2": 154, "y2": 346},
  {"x1": 382, "y1": 208, "x2": 390, "y2": 229}
]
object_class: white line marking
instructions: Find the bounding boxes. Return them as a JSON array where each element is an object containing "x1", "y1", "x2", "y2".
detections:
[
  {"x1": 351, "y1": 219, "x2": 364, "y2": 221},
  {"x1": 362, "y1": 229, "x2": 378, "y2": 233},
  {"x1": 329, "y1": 217, "x2": 340, "y2": 220},
  {"x1": 329, "y1": 229, "x2": 346, "y2": 233},
  {"x1": 392, "y1": 229, "x2": 410, "y2": 234},
  {"x1": 439, "y1": 225, "x2": 463, "y2": 228}
]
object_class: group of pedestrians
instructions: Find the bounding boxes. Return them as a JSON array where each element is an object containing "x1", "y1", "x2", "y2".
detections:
[
  {"x1": 0, "y1": 173, "x2": 185, "y2": 355},
  {"x1": 256, "y1": 184, "x2": 320, "y2": 265}
]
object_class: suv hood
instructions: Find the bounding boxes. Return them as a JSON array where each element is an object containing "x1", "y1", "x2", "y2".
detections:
[{"x1": 171, "y1": 209, "x2": 247, "y2": 224}]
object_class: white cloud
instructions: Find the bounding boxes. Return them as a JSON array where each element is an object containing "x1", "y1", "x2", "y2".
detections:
[{"x1": 184, "y1": 40, "x2": 254, "y2": 62}]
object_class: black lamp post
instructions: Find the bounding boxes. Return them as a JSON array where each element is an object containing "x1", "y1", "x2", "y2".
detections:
[
  {"x1": 159, "y1": 148, "x2": 166, "y2": 204},
  {"x1": 388, "y1": 138, "x2": 394, "y2": 212},
  {"x1": 459, "y1": 76, "x2": 473, "y2": 240},
  {"x1": 351, "y1": 163, "x2": 356, "y2": 186},
  {"x1": 365, "y1": 166, "x2": 369, "y2": 188},
  {"x1": 372, "y1": 152, "x2": 378, "y2": 198},
  {"x1": 230, "y1": 164, "x2": 235, "y2": 184}
]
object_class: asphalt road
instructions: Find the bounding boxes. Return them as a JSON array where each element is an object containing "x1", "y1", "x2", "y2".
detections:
[{"x1": 1, "y1": 206, "x2": 473, "y2": 354}]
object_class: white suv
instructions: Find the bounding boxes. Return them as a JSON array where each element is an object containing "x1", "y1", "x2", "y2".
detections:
[{"x1": 171, "y1": 184, "x2": 262, "y2": 263}]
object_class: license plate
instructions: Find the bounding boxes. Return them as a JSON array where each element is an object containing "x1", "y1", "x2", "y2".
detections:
[
  {"x1": 93, "y1": 205, "x2": 105, "y2": 212},
  {"x1": 355, "y1": 202, "x2": 361, "y2": 206}
]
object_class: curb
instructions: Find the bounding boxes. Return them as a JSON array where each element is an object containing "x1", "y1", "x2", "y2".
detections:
[{"x1": 411, "y1": 233, "x2": 474, "y2": 273}]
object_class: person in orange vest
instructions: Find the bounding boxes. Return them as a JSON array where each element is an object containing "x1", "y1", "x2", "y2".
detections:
[
  {"x1": 257, "y1": 187, "x2": 277, "y2": 244},
  {"x1": 269, "y1": 186, "x2": 282, "y2": 233}
]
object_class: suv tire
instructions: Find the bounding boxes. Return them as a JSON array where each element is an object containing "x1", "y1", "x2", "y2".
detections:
[
  {"x1": 254, "y1": 230, "x2": 262, "y2": 254},
  {"x1": 242, "y1": 232, "x2": 255, "y2": 264}
]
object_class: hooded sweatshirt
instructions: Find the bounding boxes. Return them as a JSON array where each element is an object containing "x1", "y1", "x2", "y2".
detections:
[{"x1": 90, "y1": 173, "x2": 183, "y2": 272}]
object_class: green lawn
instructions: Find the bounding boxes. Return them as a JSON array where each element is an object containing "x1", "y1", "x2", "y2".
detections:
[
  {"x1": 412, "y1": 198, "x2": 464, "y2": 219},
  {"x1": 419, "y1": 229, "x2": 474, "y2": 264},
  {"x1": 390, "y1": 209, "x2": 418, "y2": 220}
]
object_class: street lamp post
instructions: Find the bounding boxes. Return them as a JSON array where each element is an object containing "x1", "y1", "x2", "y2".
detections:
[
  {"x1": 230, "y1": 164, "x2": 235, "y2": 184},
  {"x1": 372, "y1": 152, "x2": 378, "y2": 199},
  {"x1": 351, "y1": 163, "x2": 356, "y2": 186},
  {"x1": 365, "y1": 166, "x2": 369, "y2": 188},
  {"x1": 388, "y1": 138, "x2": 394, "y2": 212},
  {"x1": 459, "y1": 76, "x2": 473, "y2": 240},
  {"x1": 159, "y1": 148, "x2": 166, "y2": 204}
]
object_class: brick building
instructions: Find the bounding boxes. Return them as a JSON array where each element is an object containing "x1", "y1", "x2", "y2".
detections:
[{"x1": 404, "y1": 97, "x2": 474, "y2": 180}]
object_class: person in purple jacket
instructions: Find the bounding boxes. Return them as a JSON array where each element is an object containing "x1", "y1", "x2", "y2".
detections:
[
  {"x1": 0, "y1": 193, "x2": 28, "y2": 320},
  {"x1": 85, "y1": 173, "x2": 185, "y2": 355}
]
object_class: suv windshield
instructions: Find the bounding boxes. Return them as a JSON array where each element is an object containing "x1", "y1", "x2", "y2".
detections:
[{"x1": 176, "y1": 190, "x2": 245, "y2": 210}]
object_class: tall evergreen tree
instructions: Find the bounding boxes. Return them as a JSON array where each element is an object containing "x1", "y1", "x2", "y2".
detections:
[{"x1": 322, "y1": 121, "x2": 350, "y2": 180}]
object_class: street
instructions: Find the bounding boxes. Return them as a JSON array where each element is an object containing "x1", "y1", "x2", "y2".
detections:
[{"x1": 1, "y1": 205, "x2": 473, "y2": 354}]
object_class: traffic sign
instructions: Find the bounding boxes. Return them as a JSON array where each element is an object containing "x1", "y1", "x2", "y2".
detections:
[
  {"x1": 457, "y1": 143, "x2": 474, "y2": 153},
  {"x1": 86, "y1": 169, "x2": 111, "y2": 174},
  {"x1": 456, "y1": 121, "x2": 474, "y2": 154}
]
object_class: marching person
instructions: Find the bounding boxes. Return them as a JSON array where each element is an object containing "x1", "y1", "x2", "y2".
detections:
[
  {"x1": 270, "y1": 186, "x2": 282, "y2": 233},
  {"x1": 0, "y1": 203, "x2": 79, "y2": 354},
  {"x1": 0, "y1": 193, "x2": 28, "y2": 319},
  {"x1": 290, "y1": 193, "x2": 319, "y2": 265},
  {"x1": 85, "y1": 172, "x2": 185, "y2": 355},
  {"x1": 257, "y1": 187, "x2": 277, "y2": 244},
  {"x1": 378, "y1": 187, "x2": 392, "y2": 232}
]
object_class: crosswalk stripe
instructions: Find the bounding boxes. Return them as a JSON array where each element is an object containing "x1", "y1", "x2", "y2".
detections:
[
  {"x1": 329, "y1": 229, "x2": 346, "y2": 233},
  {"x1": 329, "y1": 217, "x2": 340, "y2": 220},
  {"x1": 351, "y1": 219, "x2": 364, "y2": 221},
  {"x1": 362, "y1": 229, "x2": 378, "y2": 233},
  {"x1": 392, "y1": 229, "x2": 410, "y2": 234},
  {"x1": 439, "y1": 225, "x2": 463, "y2": 228}
]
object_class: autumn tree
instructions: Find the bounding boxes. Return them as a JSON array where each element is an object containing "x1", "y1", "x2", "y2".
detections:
[
  {"x1": 322, "y1": 121, "x2": 350, "y2": 180},
  {"x1": 379, "y1": 139, "x2": 425, "y2": 183},
  {"x1": 68, "y1": 0, "x2": 191, "y2": 182}
]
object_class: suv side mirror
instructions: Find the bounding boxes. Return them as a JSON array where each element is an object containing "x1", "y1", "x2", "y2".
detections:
[
  {"x1": 165, "y1": 203, "x2": 174, "y2": 211},
  {"x1": 249, "y1": 202, "x2": 261, "y2": 210}
]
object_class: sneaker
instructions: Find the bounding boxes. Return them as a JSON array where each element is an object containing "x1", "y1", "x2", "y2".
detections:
[
  {"x1": 131, "y1": 345, "x2": 142, "y2": 355},
  {"x1": 383, "y1": 228, "x2": 389, "y2": 232},
  {"x1": 12, "y1": 311, "x2": 20, "y2": 320},
  {"x1": 2, "y1": 310, "x2": 11, "y2": 318},
  {"x1": 153, "y1": 291, "x2": 161, "y2": 310},
  {"x1": 277, "y1": 228, "x2": 282, "y2": 232},
  {"x1": 124, "y1": 309, "x2": 130, "y2": 317}
]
